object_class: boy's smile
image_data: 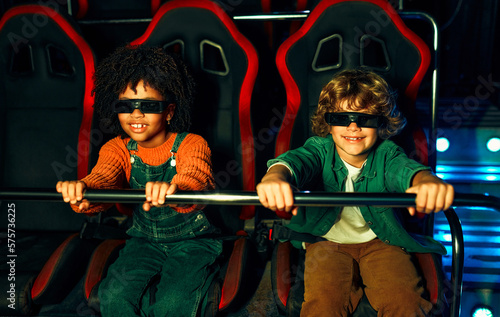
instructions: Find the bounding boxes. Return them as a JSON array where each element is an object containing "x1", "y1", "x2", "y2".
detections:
[
  {"x1": 343, "y1": 136, "x2": 364, "y2": 141},
  {"x1": 118, "y1": 80, "x2": 175, "y2": 148}
]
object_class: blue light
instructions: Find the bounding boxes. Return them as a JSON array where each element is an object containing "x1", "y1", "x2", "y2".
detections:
[
  {"x1": 472, "y1": 306, "x2": 494, "y2": 317},
  {"x1": 433, "y1": 232, "x2": 452, "y2": 242},
  {"x1": 434, "y1": 165, "x2": 500, "y2": 182},
  {"x1": 487, "y1": 137, "x2": 500, "y2": 152},
  {"x1": 436, "y1": 137, "x2": 450, "y2": 152},
  {"x1": 486, "y1": 167, "x2": 500, "y2": 173}
]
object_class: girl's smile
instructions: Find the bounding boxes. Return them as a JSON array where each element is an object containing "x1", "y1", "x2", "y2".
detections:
[{"x1": 128, "y1": 121, "x2": 148, "y2": 133}]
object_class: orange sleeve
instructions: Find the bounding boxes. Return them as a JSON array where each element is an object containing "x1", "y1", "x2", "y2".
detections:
[
  {"x1": 70, "y1": 137, "x2": 130, "y2": 214},
  {"x1": 171, "y1": 133, "x2": 215, "y2": 213}
]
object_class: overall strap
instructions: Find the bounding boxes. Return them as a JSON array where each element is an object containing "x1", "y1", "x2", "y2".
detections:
[
  {"x1": 126, "y1": 138, "x2": 138, "y2": 151},
  {"x1": 171, "y1": 132, "x2": 188, "y2": 154},
  {"x1": 169, "y1": 132, "x2": 188, "y2": 167}
]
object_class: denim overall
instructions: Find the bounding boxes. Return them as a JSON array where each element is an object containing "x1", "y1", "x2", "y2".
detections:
[{"x1": 99, "y1": 133, "x2": 222, "y2": 317}]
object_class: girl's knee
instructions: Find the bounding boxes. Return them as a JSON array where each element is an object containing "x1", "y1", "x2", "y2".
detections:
[
  {"x1": 150, "y1": 291, "x2": 200, "y2": 317},
  {"x1": 98, "y1": 280, "x2": 126, "y2": 311},
  {"x1": 98, "y1": 273, "x2": 140, "y2": 313}
]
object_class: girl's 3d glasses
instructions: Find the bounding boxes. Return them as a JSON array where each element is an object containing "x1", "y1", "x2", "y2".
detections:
[
  {"x1": 324, "y1": 112, "x2": 384, "y2": 128},
  {"x1": 113, "y1": 99, "x2": 169, "y2": 114}
]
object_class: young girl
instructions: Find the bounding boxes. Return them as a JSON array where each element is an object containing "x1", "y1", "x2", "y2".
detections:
[
  {"x1": 56, "y1": 45, "x2": 221, "y2": 316},
  {"x1": 256, "y1": 69, "x2": 454, "y2": 316}
]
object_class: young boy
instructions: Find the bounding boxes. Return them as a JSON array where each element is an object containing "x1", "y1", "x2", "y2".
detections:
[{"x1": 256, "y1": 69, "x2": 454, "y2": 316}]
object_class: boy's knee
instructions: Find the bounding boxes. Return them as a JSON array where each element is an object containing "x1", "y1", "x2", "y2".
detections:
[
  {"x1": 369, "y1": 288, "x2": 432, "y2": 316},
  {"x1": 377, "y1": 301, "x2": 432, "y2": 317},
  {"x1": 303, "y1": 288, "x2": 361, "y2": 317}
]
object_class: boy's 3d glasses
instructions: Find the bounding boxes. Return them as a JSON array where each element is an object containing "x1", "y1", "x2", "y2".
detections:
[
  {"x1": 324, "y1": 112, "x2": 384, "y2": 128},
  {"x1": 113, "y1": 99, "x2": 169, "y2": 114}
]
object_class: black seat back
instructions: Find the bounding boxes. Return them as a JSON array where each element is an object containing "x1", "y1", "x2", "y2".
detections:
[
  {"x1": 274, "y1": 0, "x2": 431, "y2": 165},
  {"x1": 0, "y1": 4, "x2": 96, "y2": 231}
]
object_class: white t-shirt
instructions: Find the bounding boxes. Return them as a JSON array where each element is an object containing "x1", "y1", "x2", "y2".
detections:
[{"x1": 322, "y1": 159, "x2": 377, "y2": 243}]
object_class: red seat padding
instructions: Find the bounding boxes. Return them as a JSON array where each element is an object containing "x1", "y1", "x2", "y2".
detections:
[
  {"x1": 84, "y1": 239, "x2": 126, "y2": 301},
  {"x1": 31, "y1": 233, "x2": 99, "y2": 304},
  {"x1": 219, "y1": 233, "x2": 249, "y2": 311},
  {"x1": 85, "y1": 239, "x2": 126, "y2": 312},
  {"x1": 271, "y1": 240, "x2": 294, "y2": 312}
]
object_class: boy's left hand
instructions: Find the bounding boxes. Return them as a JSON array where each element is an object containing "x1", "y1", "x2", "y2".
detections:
[
  {"x1": 405, "y1": 172, "x2": 454, "y2": 216},
  {"x1": 143, "y1": 181, "x2": 178, "y2": 211}
]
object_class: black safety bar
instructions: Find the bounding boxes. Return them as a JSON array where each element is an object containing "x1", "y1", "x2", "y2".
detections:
[
  {"x1": 2, "y1": 188, "x2": 498, "y2": 317},
  {"x1": 1, "y1": 188, "x2": 499, "y2": 209}
]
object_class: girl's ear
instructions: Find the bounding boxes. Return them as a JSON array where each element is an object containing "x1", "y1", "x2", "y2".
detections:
[{"x1": 166, "y1": 103, "x2": 176, "y2": 121}]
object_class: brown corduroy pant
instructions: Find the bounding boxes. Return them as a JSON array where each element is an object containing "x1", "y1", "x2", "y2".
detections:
[{"x1": 301, "y1": 239, "x2": 433, "y2": 317}]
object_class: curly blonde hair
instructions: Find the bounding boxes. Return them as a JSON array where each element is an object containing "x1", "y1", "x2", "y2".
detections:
[{"x1": 311, "y1": 69, "x2": 406, "y2": 139}]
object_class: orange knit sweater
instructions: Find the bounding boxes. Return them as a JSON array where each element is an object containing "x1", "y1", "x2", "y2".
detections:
[{"x1": 75, "y1": 133, "x2": 215, "y2": 214}]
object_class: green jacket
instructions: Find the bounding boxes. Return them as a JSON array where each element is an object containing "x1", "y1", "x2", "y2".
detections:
[{"x1": 268, "y1": 136, "x2": 446, "y2": 255}]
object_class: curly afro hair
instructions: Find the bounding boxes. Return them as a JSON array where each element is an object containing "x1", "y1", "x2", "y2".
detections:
[
  {"x1": 92, "y1": 45, "x2": 196, "y2": 137},
  {"x1": 311, "y1": 68, "x2": 406, "y2": 139}
]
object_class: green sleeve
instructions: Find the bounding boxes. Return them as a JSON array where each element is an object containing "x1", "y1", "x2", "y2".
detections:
[
  {"x1": 382, "y1": 142, "x2": 431, "y2": 192},
  {"x1": 267, "y1": 136, "x2": 331, "y2": 188}
]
